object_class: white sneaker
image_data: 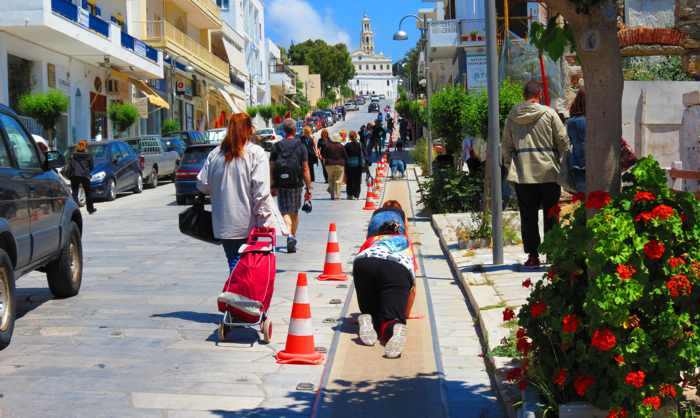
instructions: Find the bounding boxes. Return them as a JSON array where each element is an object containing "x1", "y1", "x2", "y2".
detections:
[
  {"x1": 358, "y1": 314, "x2": 377, "y2": 346},
  {"x1": 384, "y1": 323, "x2": 407, "y2": 358}
]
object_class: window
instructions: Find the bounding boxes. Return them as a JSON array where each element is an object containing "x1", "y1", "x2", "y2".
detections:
[
  {"x1": 387, "y1": 80, "x2": 390, "y2": 86},
  {"x1": 0, "y1": 114, "x2": 41, "y2": 170},
  {"x1": 0, "y1": 137, "x2": 11, "y2": 168},
  {"x1": 47, "y1": 63, "x2": 56, "y2": 88},
  {"x1": 373, "y1": 65, "x2": 376, "y2": 70},
  {"x1": 217, "y1": 0, "x2": 229, "y2": 10},
  {"x1": 357, "y1": 80, "x2": 360, "y2": 85}
]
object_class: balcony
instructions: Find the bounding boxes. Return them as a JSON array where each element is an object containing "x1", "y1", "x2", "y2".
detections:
[
  {"x1": 269, "y1": 64, "x2": 297, "y2": 96},
  {"x1": 428, "y1": 20, "x2": 460, "y2": 59},
  {"x1": 141, "y1": 20, "x2": 229, "y2": 84},
  {"x1": 0, "y1": 0, "x2": 163, "y2": 79},
  {"x1": 166, "y1": 0, "x2": 222, "y2": 29}
]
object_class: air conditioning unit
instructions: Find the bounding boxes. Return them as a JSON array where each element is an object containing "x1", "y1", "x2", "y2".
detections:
[{"x1": 106, "y1": 79, "x2": 120, "y2": 95}]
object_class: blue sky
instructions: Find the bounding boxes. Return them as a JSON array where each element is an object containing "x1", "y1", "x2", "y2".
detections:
[{"x1": 265, "y1": 0, "x2": 425, "y2": 63}]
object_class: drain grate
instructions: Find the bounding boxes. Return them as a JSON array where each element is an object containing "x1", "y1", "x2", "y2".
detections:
[{"x1": 296, "y1": 382, "x2": 315, "y2": 391}]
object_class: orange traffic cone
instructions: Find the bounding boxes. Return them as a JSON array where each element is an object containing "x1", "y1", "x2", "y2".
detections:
[
  {"x1": 363, "y1": 190, "x2": 378, "y2": 211},
  {"x1": 318, "y1": 223, "x2": 348, "y2": 281},
  {"x1": 367, "y1": 188, "x2": 379, "y2": 200},
  {"x1": 276, "y1": 273, "x2": 325, "y2": 365}
]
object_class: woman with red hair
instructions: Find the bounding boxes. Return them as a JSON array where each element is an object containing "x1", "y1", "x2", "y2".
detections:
[{"x1": 197, "y1": 113, "x2": 275, "y2": 270}]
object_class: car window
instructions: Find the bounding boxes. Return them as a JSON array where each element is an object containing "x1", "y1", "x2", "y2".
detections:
[
  {"x1": 0, "y1": 137, "x2": 12, "y2": 168},
  {"x1": 182, "y1": 147, "x2": 214, "y2": 164},
  {"x1": 126, "y1": 140, "x2": 142, "y2": 152},
  {"x1": 0, "y1": 114, "x2": 41, "y2": 170},
  {"x1": 87, "y1": 145, "x2": 108, "y2": 162},
  {"x1": 118, "y1": 142, "x2": 133, "y2": 157}
]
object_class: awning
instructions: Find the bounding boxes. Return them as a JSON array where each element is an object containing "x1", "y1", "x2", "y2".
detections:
[
  {"x1": 222, "y1": 38, "x2": 247, "y2": 75},
  {"x1": 223, "y1": 85, "x2": 247, "y2": 113},
  {"x1": 129, "y1": 78, "x2": 170, "y2": 109},
  {"x1": 216, "y1": 87, "x2": 237, "y2": 113},
  {"x1": 283, "y1": 95, "x2": 300, "y2": 109}
]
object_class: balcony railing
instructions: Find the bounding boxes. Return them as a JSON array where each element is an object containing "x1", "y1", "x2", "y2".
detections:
[
  {"x1": 121, "y1": 31, "x2": 159, "y2": 63},
  {"x1": 51, "y1": 0, "x2": 77, "y2": 21},
  {"x1": 141, "y1": 20, "x2": 229, "y2": 82},
  {"x1": 190, "y1": 0, "x2": 221, "y2": 23},
  {"x1": 89, "y1": 14, "x2": 109, "y2": 37}
]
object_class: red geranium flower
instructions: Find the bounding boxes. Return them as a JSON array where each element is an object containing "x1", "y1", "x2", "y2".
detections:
[
  {"x1": 643, "y1": 240, "x2": 665, "y2": 260},
  {"x1": 547, "y1": 203, "x2": 561, "y2": 219},
  {"x1": 616, "y1": 264, "x2": 636, "y2": 280},
  {"x1": 572, "y1": 192, "x2": 585, "y2": 203},
  {"x1": 585, "y1": 191, "x2": 612, "y2": 210},
  {"x1": 573, "y1": 375, "x2": 595, "y2": 396},
  {"x1": 634, "y1": 191, "x2": 656, "y2": 202},
  {"x1": 607, "y1": 408, "x2": 628, "y2": 418},
  {"x1": 666, "y1": 274, "x2": 692, "y2": 297},
  {"x1": 681, "y1": 213, "x2": 688, "y2": 223},
  {"x1": 503, "y1": 307, "x2": 515, "y2": 321},
  {"x1": 546, "y1": 269, "x2": 556, "y2": 281},
  {"x1": 562, "y1": 314, "x2": 580, "y2": 333},
  {"x1": 660, "y1": 384, "x2": 677, "y2": 398},
  {"x1": 591, "y1": 328, "x2": 617, "y2": 351},
  {"x1": 522, "y1": 278, "x2": 532, "y2": 288},
  {"x1": 625, "y1": 370, "x2": 646, "y2": 388},
  {"x1": 553, "y1": 368, "x2": 567, "y2": 387},
  {"x1": 530, "y1": 302, "x2": 547, "y2": 318},
  {"x1": 516, "y1": 337, "x2": 532, "y2": 355},
  {"x1": 506, "y1": 367, "x2": 522, "y2": 382},
  {"x1": 613, "y1": 354, "x2": 625, "y2": 366},
  {"x1": 650, "y1": 204, "x2": 675, "y2": 220},
  {"x1": 516, "y1": 328, "x2": 526, "y2": 339},
  {"x1": 635, "y1": 212, "x2": 652, "y2": 222},
  {"x1": 642, "y1": 396, "x2": 661, "y2": 410},
  {"x1": 668, "y1": 257, "x2": 686, "y2": 268},
  {"x1": 518, "y1": 379, "x2": 528, "y2": 390}
]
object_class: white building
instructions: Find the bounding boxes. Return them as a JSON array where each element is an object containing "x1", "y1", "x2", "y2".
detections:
[
  {"x1": 348, "y1": 14, "x2": 398, "y2": 100},
  {"x1": 0, "y1": 0, "x2": 165, "y2": 148}
]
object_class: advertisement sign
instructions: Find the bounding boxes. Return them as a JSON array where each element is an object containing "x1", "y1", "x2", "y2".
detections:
[
  {"x1": 466, "y1": 55, "x2": 487, "y2": 91},
  {"x1": 134, "y1": 97, "x2": 149, "y2": 119},
  {"x1": 175, "y1": 80, "x2": 186, "y2": 95},
  {"x1": 460, "y1": 19, "x2": 486, "y2": 49}
]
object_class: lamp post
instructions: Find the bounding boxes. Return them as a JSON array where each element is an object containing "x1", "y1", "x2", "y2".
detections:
[{"x1": 394, "y1": 14, "x2": 433, "y2": 176}]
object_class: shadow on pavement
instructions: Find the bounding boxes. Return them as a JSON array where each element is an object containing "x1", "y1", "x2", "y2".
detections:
[
  {"x1": 150, "y1": 311, "x2": 220, "y2": 324},
  {"x1": 15, "y1": 287, "x2": 54, "y2": 319}
]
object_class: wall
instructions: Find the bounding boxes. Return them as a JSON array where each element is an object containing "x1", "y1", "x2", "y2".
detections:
[
  {"x1": 679, "y1": 92, "x2": 700, "y2": 193},
  {"x1": 622, "y1": 81, "x2": 700, "y2": 168},
  {"x1": 625, "y1": 0, "x2": 674, "y2": 27}
]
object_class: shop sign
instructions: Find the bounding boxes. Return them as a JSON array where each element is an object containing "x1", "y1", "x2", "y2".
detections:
[
  {"x1": 175, "y1": 80, "x2": 186, "y2": 95},
  {"x1": 134, "y1": 97, "x2": 149, "y2": 119},
  {"x1": 466, "y1": 54, "x2": 487, "y2": 91}
]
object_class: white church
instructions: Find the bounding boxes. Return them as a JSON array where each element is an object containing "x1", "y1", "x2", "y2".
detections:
[{"x1": 349, "y1": 14, "x2": 399, "y2": 100}]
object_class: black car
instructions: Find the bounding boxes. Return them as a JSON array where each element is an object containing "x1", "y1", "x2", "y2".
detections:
[
  {"x1": 368, "y1": 102, "x2": 380, "y2": 113},
  {"x1": 175, "y1": 144, "x2": 216, "y2": 205},
  {"x1": 167, "y1": 131, "x2": 208, "y2": 146},
  {"x1": 0, "y1": 104, "x2": 84, "y2": 349}
]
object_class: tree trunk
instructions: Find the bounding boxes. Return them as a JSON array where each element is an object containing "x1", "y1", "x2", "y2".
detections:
[{"x1": 545, "y1": 0, "x2": 623, "y2": 195}]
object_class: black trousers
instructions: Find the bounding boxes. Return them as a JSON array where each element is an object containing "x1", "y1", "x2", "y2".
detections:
[
  {"x1": 70, "y1": 177, "x2": 95, "y2": 212},
  {"x1": 353, "y1": 257, "x2": 413, "y2": 331},
  {"x1": 514, "y1": 182, "x2": 561, "y2": 256},
  {"x1": 321, "y1": 162, "x2": 328, "y2": 183},
  {"x1": 308, "y1": 162, "x2": 316, "y2": 183},
  {"x1": 346, "y1": 166, "x2": 363, "y2": 198}
]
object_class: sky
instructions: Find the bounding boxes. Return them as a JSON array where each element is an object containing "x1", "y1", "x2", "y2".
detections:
[{"x1": 265, "y1": 0, "x2": 426, "y2": 63}]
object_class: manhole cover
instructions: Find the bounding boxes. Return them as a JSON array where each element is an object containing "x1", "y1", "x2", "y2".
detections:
[
  {"x1": 296, "y1": 382, "x2": 315, "y2": 391},
  {"x1": 329, "y1": 299, "x2": 342, "y2": 305}
]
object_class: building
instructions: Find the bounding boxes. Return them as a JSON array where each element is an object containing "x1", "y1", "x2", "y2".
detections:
[
  {"x1": 216, "y1": 0, "x2": 270, "y2": 107},
  {"x1": 267, "y1": 40, "x2": 297, "y2": 108},
  {"x1": 348, "y1": 14, "x2": 399, "y2": 100},
  {"x1": 0, "y1": 0, "x2": 165, "y2": 148},
  {"x1": 289, "y1": 65, "x2": 321, "y2": 107}
]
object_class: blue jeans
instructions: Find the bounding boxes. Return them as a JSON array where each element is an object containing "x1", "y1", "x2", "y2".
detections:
[
  {"x1": 572, "y1": 168, "x2": 586, "y2": 194},
  {"x1": 222, "y1": 239, "x2": 247, "y2": 272},
  {"x1": 390, "y1": 160, "x2": 406, "y2": 177}
]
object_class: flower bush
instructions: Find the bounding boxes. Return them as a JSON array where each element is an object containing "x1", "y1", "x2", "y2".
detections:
[{"x1": 513, "y1": 158, "x2": 700, "y2": 417}]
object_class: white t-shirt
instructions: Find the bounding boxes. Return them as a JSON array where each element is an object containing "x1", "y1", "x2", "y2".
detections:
[{"x1": 197, "y1": 142, "x2": 275, "y2": 239}]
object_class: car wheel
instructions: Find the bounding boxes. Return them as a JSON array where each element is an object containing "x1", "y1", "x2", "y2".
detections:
[
  {"x1": 175, "y1": 195, "x2": 188, "y2": 205},
  {"x1": 0, "y1": 249, "x2": 15, "y2": 350},
  {"x1": 106, "y1": 178, "x2": 117, "y2": 201},
  {"x1": 133, "y1": 174, "x2": 143, "y2": 194},
  {"x1": 147, "y1": 168, "x2": 158, "y2": 189},
  {"x1": 46, "y1": 222, "x2": 82, "y2": 298}
]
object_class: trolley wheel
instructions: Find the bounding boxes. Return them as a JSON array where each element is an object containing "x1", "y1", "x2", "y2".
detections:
[
  {"x1": 218, "y1": 323, "x2": 227, "y2": 342},
  {"x1": 261, "y1": 318, "x2": 272, "y2": 344}
]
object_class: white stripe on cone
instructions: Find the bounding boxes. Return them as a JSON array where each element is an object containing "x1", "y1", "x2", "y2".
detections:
[
  {"x1": 328, "y1": 231, "x2": 338, "y2": 242},
  {"x1": 288, "y1": 318, "x2": 313, "y2": 336},
  {"x1": 325, "y1": 252, "x2": 342, "y2": 264},
  {"x1": 293, "y1": 285, "x2": 309, "y2": 304}
]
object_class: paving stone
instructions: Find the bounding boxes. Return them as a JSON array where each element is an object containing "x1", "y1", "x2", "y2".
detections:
[{"x1": 131, "y1": 392, "x2": 264, "y2": 411}]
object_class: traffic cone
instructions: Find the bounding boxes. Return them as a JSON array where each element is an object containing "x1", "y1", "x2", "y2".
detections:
[
  {"x1": 318, "y1": 223, "x2": 348, "y2": 281},
  {"x1": 363, "y1": 190, "x2": 378, "y2": 211},
  {"x1": 276, "y1": 273, "x2": 325, "y2": 365},
  {"x1": 367, "y1": 188, "x2": 379, "y2": 200}
]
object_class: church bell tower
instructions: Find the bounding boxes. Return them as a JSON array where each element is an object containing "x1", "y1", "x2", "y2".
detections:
[{"x1": 361, "y1": 14, "x2": 375, "y2": 55}]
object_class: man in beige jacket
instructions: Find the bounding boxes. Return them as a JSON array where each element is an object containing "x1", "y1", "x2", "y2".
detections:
[{"x1": 502, "y1": 81, "x2": 570, "y2": 268}]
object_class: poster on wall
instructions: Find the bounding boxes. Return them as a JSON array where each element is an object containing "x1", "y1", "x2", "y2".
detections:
[{"x1": 466, "y1": 54, "x2": 487, "y2": 91}]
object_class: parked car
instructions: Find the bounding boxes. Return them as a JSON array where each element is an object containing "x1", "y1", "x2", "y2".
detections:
[
  {"x1": 306, "y1": 116, "x2": 323, "y2": 131},
  {"x1": 0, "y1": 104, "x2": 84, "y2": 349},
  {"x1": 344, "y1": 101, "x2": 359, "y2": 111},
  {"x1": 175, "y1": 144, "x2": 217, "y2": 205},
  {"x1": 379, "y1": 94, "x2": 386, "y2": 100},
  {"x1": 370, "y1": 96, "x2": 380, "y2": 103},
  {"x1": 124, "y1": 136, "x2": 179, "y2": 188},
  {"x1": 66, "y1": 140, "x2": 144, "y2": 201},
  {"x1": 312, "y1": 111, "x2": 333, "y2": 126},
  {"x1": 368, "y1": 102, "x2": 380, "y2": 113},
  {"x1": 355, "y1": 97, "x2": 366, "y2": 105},
  {"x1": 161, "y1": 137, "x2": 187, "y2": 159},
  {"x1": 255, "y1": 128, "x2": 281, "y2": 152},
  {"x1": 166, "y1": 131, "x2": 208, "y2": 146},
  {"x1": 205, "y1": 128, "x2": 227, "y2": 145}
]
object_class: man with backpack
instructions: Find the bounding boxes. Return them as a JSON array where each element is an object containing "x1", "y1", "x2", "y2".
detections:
[{"x1": 270, "y1": 119, "x2": 312, "y2": 253}]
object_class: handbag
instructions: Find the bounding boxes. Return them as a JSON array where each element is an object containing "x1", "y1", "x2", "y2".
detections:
[{"x1": 178, "y1": 194, "x2": 220, "y2": 245}]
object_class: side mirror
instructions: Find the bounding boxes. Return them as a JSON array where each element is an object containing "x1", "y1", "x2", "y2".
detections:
[{"x1": 45, "y1": 151, "x2": 65, "y2": 170}]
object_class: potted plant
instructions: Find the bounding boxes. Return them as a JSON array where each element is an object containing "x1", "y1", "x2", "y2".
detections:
[
  {"x1": 162, "y1": 119, "x2": 179, "y2": 136},
  {"x1": 509, "y1": 158, "x2": 700, "y2": 417},
  {"x1": 470, "y1": 30, "x2": 479, "y2": 41},
  {"x1": 108, "y1": 102, "x2": 139, "y2": 138},
  {"x1": 18, "y1": 89, "x2": 69, "y2": 149}
]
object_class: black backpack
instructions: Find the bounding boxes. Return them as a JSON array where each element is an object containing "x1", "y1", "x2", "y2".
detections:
[{"x1": 274, "y1": 140, "x2": 303, "y2": 189}]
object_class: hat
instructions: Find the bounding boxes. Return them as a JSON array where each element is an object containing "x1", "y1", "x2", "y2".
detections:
[{"x1": 330, "y1": 133, "x2": 343, "y2": 143}]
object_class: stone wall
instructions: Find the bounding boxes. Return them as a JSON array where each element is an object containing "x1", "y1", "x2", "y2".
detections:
[
  {"x1": 677, "y1": 0, "x2": 700, "y2": 77},
  {"x1": 679, "y1": 90, "x2": 700, "y2": 190}
]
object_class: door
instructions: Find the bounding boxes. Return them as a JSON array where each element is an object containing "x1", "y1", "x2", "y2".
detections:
[
  {"x1": 0, "y1": 113, "x2": 61, "y2": 262},
  {"x1": 0, "y1": 130, "x2": 31, "y2": 268},
  {"x1": 116, "y1": 142, "x2": 139, "y2": 190},
  {"x1": 110, "y1": 143, "x2": 129, "y2": 191}
]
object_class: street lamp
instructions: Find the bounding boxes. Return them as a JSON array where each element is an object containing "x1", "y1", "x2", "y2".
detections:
[{"x1": 393, "y1": 14, "x2": 433, "y2": 176}]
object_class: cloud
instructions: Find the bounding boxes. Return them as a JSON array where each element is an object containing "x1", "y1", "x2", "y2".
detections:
[{"x1": 267, "y1": 0, "x2": 352, "y2": 48}]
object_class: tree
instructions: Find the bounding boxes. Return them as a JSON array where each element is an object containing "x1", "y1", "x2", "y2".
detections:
[
  {"x1": 324, "y1": 89, "x2": 338, "y2": 104},
  {"x1": 246, "y1": 106, "x2": 259, "y2": 119},
  {"x1": 530, "y1": 3, "x2": 623, "y2": 194},
  {"x1": 108, "y1": 102, "x2": 139, "y2": 137},
  {"x1": 258, "y1": 105, "x2": 274, "y2": 127},
  {"x1": 430, "y1": 86, "x2": 471, "y2": 156},
  {"x1": 340, "y1": 85, "x2": 354, "y2": 100},
  {"x1": 316, "y1": 98, "x2": 332, "y2": 110},
  {"x1": 288, "y1": 40, "x2": 355, "y2": 92},
  {"x1": 162, "y1": 119, "x2": 179, "y2": 136},
  {"x1": 18, "y1": 89, "x2": 68, "y2": 148}
]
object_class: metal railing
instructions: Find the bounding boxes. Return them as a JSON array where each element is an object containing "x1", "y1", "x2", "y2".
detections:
[
  {"x1": 140, "y1": 20, "x2": 228, "y2": 82},
  {"x1": 121, "y1": 31, "x2": 159, "y2": 62},
  {"x1": 51, "y1": 0, "x2": 109, "y2": 38},
  {"x1": 429, "y1": 20, "x2": 459, "y2": 35}
]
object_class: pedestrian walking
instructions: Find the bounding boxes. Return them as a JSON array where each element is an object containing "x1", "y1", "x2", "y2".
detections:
[
  {"x1": 388, "y1": 142, "x2": 406, "y2": 178},
  {"x1": 345, "y1": 131, "x2": 364, "y2": 200},
  {"x1": 371, "y1": 121, "x2": 386, "y2": 161},
  {"x1": 300, "y1": 126, "x2": 319, "y2": 183},
  {"x1": 197, "y1": 113, "x2": 275, "y2": 270},
  {"x1": 270, "y1": 119, "x2": 313, "y2": 253},
  {"x1": 502, "y1": 81, "x2": 570, "y2": 268},
  {"x1": 66, "y1": 140, "x2": 96, "y2": 215},
  {"x1": 318, "y1": 129, "x2": 330, "y2": 183},
  {"x1": 399, "y1": 118, "x2": 408, "y2": 144},
  {"x1": 321, "y1": 133, "x2": 348, "y2": 200},
  {"x1": 359, "y1": 125, "x2": 368, "y2": 149}
]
